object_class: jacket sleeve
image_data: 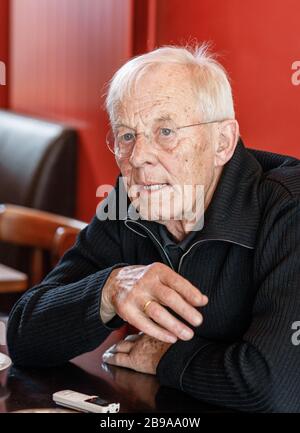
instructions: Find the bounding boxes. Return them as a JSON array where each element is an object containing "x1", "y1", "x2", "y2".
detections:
[
  {"x1": 7, "y1": 215, "x2": 128, "y2": 367},
  {"x1": 157, "y1": 198, "x2": 300, "y2": 412}
]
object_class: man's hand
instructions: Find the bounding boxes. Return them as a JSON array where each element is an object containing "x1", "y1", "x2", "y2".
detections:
[
  {"x1": 101, "y1": 262, "x2": 208, "y2": 343},
  {"x1": 102, "y1": 333, "x2": 172, "y2": 375}
]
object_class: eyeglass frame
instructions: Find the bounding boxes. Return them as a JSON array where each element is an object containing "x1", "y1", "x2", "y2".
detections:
[{"x1": 106, "y1": 118, "x2": 225, "y2": 158}]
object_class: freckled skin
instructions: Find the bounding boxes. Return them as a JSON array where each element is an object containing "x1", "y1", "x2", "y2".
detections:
[
  {"x1": 103, "y1": 333, "x2": 172, "y2": 375},
  {"x1": 114, "y1": 64, "x2": 223, "y2": 241}
]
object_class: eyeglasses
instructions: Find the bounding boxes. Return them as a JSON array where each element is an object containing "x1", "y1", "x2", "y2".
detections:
[{"x1": 106, "y1": 119, "x2": 224, "y2": 158}]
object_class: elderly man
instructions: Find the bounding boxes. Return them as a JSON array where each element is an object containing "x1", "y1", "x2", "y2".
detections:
[{"x1": 7, "y1": 45, "x2": 300, "y2": 412}]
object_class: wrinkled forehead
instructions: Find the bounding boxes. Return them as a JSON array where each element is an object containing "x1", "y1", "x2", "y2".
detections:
[{"x1": 113, "y1": 64, "x2": 200, "y2": 126}]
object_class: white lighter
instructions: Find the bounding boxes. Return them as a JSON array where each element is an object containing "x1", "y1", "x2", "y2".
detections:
[{"x1": 53, "y1": 390, "x2": 120, "y2": 413}]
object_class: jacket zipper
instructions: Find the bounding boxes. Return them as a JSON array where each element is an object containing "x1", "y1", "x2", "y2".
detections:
[
  {"x1": 125, "y1": 221, "x2": 254, "y2": 274},
  {"x1": 124, "y1": 220, "x2": 175, "y2": 270},
  {"x1": 178, "y1": 237, "x2": 254, "y2": 273}
]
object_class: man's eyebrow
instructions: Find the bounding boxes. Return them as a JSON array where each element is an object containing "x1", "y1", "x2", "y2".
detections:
[
  {"x1": 155, "y1": 114, "x2": 173, "y2": 122},
  {"x1": 113, "y1": 115, "x2": 174, "y2": 130}
]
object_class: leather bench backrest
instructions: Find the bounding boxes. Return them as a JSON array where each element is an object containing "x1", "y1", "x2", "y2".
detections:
[{"x1": 0, "y1": 109, "x2": 77, "y2": 215}]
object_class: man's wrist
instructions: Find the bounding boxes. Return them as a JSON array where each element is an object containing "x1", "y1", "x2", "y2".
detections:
[
  {"x1": 100, "y1": 267, "x2": 121, "y2": 323},
  {"x1": 100, "y1": 305, "x2": 116, "y2": 324},
  {"x1": 100, "y1": 288, "x2": 116, "y2": 323}
]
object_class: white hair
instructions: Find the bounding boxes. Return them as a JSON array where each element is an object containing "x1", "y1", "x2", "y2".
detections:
[{"x1": 106, "y1": 44, "x2": 235, "y2": 125}]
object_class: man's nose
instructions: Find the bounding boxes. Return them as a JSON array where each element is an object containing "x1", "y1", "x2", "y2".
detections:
[{"x1": 129, "y1": 133, "x2": 157, "y2": 168}]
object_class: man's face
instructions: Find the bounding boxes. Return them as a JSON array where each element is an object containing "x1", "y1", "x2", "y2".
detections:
[{"x1": 113, "y1": 64, "x2": 219, "y2": 226}]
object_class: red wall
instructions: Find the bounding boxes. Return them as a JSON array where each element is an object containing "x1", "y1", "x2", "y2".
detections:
[
  {"x1": 155, "y1": 0, "x2": 300, "y2": 157},
  {"x1": 0, "y1": 0, "x2": 9, "y2": 107},
  {"x1": 9, "y1": 0, "x2": 133, "y2": 221}
]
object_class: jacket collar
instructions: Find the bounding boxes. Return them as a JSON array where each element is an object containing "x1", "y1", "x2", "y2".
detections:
[{"x1": 123, "y1": 138, "x2": 263, "y2": 250}]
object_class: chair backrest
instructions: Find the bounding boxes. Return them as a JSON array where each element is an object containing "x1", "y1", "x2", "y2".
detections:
[
  {"x1": 0, "y1": 110, "x2": 77, "y2": 215},
  {"x1": 0, "y1": 204, "x2": 87, "y2": 286}
]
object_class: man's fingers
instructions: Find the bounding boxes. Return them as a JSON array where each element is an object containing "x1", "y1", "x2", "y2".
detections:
[
  {"x1": 102, "y1": 351, "x2": 132, "y2": 369},
  {"x1": 105, "y1": 335, "x2": 141, "y2": 355},
  {"x1": 115, "y1": 339, "x2": 135, "y2": 353},
  {"x1": 158, "y1": 284, "x2": 203, "y2": 327},
  {"x1": 124, "y1": 334, "x2": 141, "y2": 342},
  {"x1": 130, "y1": 312, "x2": 178, "y2": 344},
  {"x1": 145, "y1": 300, "x2": 194, "y2": 341},
  {"x1": 159, "y1": 267, "x2": 208, "y2": 306}
]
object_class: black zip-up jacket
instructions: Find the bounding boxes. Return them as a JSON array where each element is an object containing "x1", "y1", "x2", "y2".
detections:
[{"x1": 7, "y1": 139, "x2": 300, "y2": 412}]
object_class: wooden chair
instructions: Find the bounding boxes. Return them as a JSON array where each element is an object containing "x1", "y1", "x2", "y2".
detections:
[{"x1": 0, "y1": 204, "x2": 87, "y2": 291}]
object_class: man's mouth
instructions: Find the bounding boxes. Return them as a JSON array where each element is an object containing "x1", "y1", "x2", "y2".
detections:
[{"x1": 142, "y1": 183, "x2": 169, "y2": 191}]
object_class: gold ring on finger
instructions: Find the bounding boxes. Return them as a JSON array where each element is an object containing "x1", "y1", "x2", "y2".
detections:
[{"x1": 142, "y1": 300, "x2": 153, "y2": 314}]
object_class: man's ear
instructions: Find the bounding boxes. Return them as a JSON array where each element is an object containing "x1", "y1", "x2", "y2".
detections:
[{"x1": 214, "y1": 120, "x2": 239, "y2": 167}]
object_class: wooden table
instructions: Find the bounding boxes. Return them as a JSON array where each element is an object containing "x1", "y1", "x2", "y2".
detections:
[
  {"x1": 0, "y1": 263, "x2": 28, "y2": 293},
  {"x1": 0, "y1": 328, "x2": 230, "y2": 413}
]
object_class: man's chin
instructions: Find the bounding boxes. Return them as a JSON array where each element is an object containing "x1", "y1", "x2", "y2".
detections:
[{"x1": 137, "y1": 208, "x2": 179, "y2": 222}]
